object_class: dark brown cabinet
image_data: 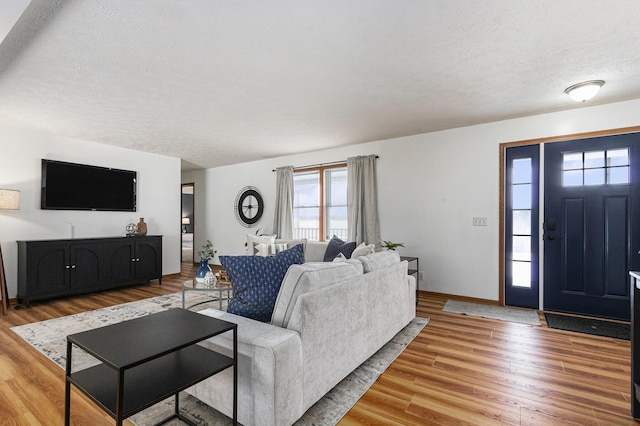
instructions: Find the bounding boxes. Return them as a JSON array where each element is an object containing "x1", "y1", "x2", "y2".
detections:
[{"x1": 17, "y1": 236, "x2": 162, "y2": 306}]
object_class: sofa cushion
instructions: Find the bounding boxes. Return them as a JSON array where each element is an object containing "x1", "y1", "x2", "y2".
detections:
[
  {"x1": 304, "y1": 241, "x2": 328, "y2": 262},
  {"x1": 255, "y1": 243, "x2": 289, "y2": 256},
  {"x1": 323, "y1": 235, "x2": 357, "y2": 261},
  {"x1": 332, "y1": 253, "x2": 348, "y2": 262},
  {"x1": 246, "y1": 233, "x2": 276, "y2": 255},
  {"x1": 351, "y1": 242, "x2": 376, "y2": 258},
  {"x1": 275, "y1": 238, "x2": 307, "y2": 250},
  {"x1": 275, "y1": 239, "x2": 330, "y2": 262},
  {"x1": 220, "y1": 244, "x2": 304, "y2": 322},
  {"x1": 271, "y1": 260, "x2": 363, "y2": 327},
  {"x1": 359, "y1": 250, "x2": 401, "y2": 273}
]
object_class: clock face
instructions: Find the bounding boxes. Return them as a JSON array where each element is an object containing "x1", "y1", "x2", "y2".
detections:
[{"x1": 234, "y1": 186, "x2": 264, "y2": 227}]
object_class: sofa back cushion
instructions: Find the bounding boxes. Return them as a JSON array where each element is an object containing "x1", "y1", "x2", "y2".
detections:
[
  {"x1": 271, "y1": 260, "x2": 363, "y2": 327},
  {"x1": 276, "y1": 239, "x2": 328, "y2": 262},
  {"x1": 304, "y1": 241, "x2": 329, "y2": 262},
  {"x1": 274, "y1": 238, "x2": 307, "y2": 250},
  {"x1": 220, "y1": 244, "x2": 304, "y2": 322},
  {"x1": 359, "y1": 250, "x2": 401, "y2": 273}
]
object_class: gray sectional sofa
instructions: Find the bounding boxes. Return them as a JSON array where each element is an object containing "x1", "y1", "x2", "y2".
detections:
[{"x1": 186, "y1": 244, "x2": 416, "y2": 426}]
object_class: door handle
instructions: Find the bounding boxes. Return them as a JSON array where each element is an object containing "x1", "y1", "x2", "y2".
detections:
[{"x1": 546, "y1": 235, "x2": 564, "y2": 241}]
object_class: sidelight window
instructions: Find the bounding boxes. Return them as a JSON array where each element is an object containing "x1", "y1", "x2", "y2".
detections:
[
  {"x1": 505, "y1": 143, "x2": 539, "y2": 309},
  {"x1": 511, "y1": 158, "x2": 533, "y2": 288}
]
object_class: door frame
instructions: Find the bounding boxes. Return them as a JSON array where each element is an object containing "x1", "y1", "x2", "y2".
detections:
[
  {"x1": 499, "y1": 125, "x2": 640, "y2": 306},
  {"x1": 181, "y1": 182, "x2": 195, "y2": 264}
]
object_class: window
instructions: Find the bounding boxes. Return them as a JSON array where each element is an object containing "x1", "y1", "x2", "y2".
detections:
[
  {"x1": 562, "y1": 148, "x2": 629, "y2": 186},
  {"x1": 293, "y1": 165, "x2": 347, "y2": 241},
  {"x1": 504, "y1": 144, "x2": 539, "y2": 309},
  {"x1": 511, "y1": 158, "x2": 533, "y2": 288}
]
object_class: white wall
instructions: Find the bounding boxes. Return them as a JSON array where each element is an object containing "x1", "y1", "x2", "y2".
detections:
[
  {"x1": 0, "y1": 125, "x2": 182, "y2": 299},
  {"x1": 183, "y1": 99, "x2": 640, "y2": 301}
]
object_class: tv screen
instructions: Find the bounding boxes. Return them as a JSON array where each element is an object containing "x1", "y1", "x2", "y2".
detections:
[{"x1": 41, "y1": 159, "x2": 137, "y2": 211}]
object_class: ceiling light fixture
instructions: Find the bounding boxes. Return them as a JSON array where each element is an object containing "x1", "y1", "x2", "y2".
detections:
[{"x1": 564, "y1": 80, "x2": 605, "y2": 102}]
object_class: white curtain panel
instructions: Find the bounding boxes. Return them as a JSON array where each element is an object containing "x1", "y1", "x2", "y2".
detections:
[
  {"x1": 347, "y1": 155, "x2": 381, "y2": 246},
  {"x1": 273, "y1": 166, "x2": 294, "y2": 240}
]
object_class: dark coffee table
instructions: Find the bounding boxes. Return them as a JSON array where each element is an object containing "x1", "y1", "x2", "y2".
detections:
[{"x1": 64, "y1": 308, "x2": 237, "y2": 425}]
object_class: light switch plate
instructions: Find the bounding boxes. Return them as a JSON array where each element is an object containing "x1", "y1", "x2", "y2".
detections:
[{"x1": 473, "y1": 217, "x2": 487, "y2": 226}]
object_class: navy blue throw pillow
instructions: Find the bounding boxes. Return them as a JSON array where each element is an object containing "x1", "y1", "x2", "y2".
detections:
[
  {"x1": 323, "y1": 235, "x2": 357, "y2": 261},
  {"x1": 220, "y1": 244, "x2": 304, "y2": 322}
]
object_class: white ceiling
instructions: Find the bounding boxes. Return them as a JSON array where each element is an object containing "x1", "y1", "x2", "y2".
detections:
[{"x1": 1, "y1": 1, "x2": 640, "y2": 171}]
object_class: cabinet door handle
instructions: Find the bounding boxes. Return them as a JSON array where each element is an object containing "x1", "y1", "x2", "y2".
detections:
[
  {"x1": 131, "y1": 258, "x2": 136, "y2": 262},
  {"x1": 65, "y1": 265, "x2": 70, "y2": 269},
  {"x1": 71, "y1": 265, "x2": 76, "y2": 269},
  {"x1": 136, "y1": 258, "x2": 140, "y2": 261}
]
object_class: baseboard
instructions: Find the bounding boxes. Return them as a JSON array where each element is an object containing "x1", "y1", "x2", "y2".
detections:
[
  {"x1": 418, "y1": 290, "x2": 501, "y2": 306},
  {"x1": 162, "y1": 271, "x2": 185, "y2": 279}
]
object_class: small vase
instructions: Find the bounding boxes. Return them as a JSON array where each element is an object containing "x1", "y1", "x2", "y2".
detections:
[
  {"x1": 196, "y1": 258, "x2": 211, "y2": 283},
  {"x1": 137, "y1": 218, "x2": 148, "y2": 236},
  {"x1": 204, "y1": 271, "x2": 217, "y2": 288}
]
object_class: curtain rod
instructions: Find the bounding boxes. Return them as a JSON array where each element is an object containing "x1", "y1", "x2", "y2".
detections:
[{"x1": 272, "y1": 155, "x2": 379, "y2": 172}]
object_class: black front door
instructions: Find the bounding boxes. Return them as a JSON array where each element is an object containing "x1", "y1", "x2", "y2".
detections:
[{"x1": 544, "y1": 133, "x2": 640, "y2": 320}]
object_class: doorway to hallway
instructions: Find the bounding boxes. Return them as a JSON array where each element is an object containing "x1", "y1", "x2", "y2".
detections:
[{"x1": 181, "y1": 183, "x2": 194, "y2": 264}]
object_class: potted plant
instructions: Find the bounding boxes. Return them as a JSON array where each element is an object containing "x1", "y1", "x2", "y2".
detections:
[
  {"x1": 381, "y1": 240, "x2": 405, "y2": 251},
  {"x1": 196, "y1": 240, "x2": 217, "y2": 282}
]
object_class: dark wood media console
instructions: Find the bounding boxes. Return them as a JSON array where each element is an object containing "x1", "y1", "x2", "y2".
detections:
[{"x1": 17, "y1": 235, "x2": 162, "y2": 307}]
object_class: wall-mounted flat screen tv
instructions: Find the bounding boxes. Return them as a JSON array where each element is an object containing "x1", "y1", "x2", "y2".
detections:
[{"x1": 41, "y1": 159, "x2": 137, "y2": 211}]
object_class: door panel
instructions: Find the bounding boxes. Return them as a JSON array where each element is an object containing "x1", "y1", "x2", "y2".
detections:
[
  {"x1": 70, "y1": 244, "x2": 102, "y2": 291},
  {"x1": 104, "y1": 242, "x2": 135, "y2": 283},
  {"x1": 135, "y1": 240, "x2": 162, "y2": 280},
  {"x1": 605, "y1": 197, "x2": 628, "y2": 297},
  {"x1": 31, "y1": 245, "x2": 68, "y2": 295},
  {"x1": 564, "y1": 198, "x2": 584, "y2": 293},
  {"x1": 544, "y1": 133, "x2": 640, "y2": 320}
]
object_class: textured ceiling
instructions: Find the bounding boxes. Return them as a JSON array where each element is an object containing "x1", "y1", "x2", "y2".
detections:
[{"x1": 1, "y1": 1, "x2": 640, "y2": 170}]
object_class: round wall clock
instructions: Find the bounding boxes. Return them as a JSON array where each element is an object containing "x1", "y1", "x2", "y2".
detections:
[{"x1": 234, "y1": 186, "x2": 264, "y2": 227}]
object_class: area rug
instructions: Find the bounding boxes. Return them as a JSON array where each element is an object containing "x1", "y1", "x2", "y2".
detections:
[
  {"x1": 544, "y1": 312, "x2": 630, "y2": 340},
  {"x1": 11, "y1": 291, "x2": 220, "y2": 371},
  {"x1": 442, "y1": 300, "x2": 541, "y2": 326},
  {"x1": 11, "y1": 292, "x2": 428, "y2": 425}
]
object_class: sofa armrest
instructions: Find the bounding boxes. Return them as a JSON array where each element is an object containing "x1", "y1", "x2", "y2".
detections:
[
  {"x1": 407, "y1": 273, "x2": 416, "y2": 299},
  {"x1": 188, "y1": 309, "x2": 304, "y2": 426}
]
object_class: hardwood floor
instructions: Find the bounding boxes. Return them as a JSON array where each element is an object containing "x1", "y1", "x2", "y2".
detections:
[{"x1": 0, "y1": 263, "x2": 635, "y2": 425}]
